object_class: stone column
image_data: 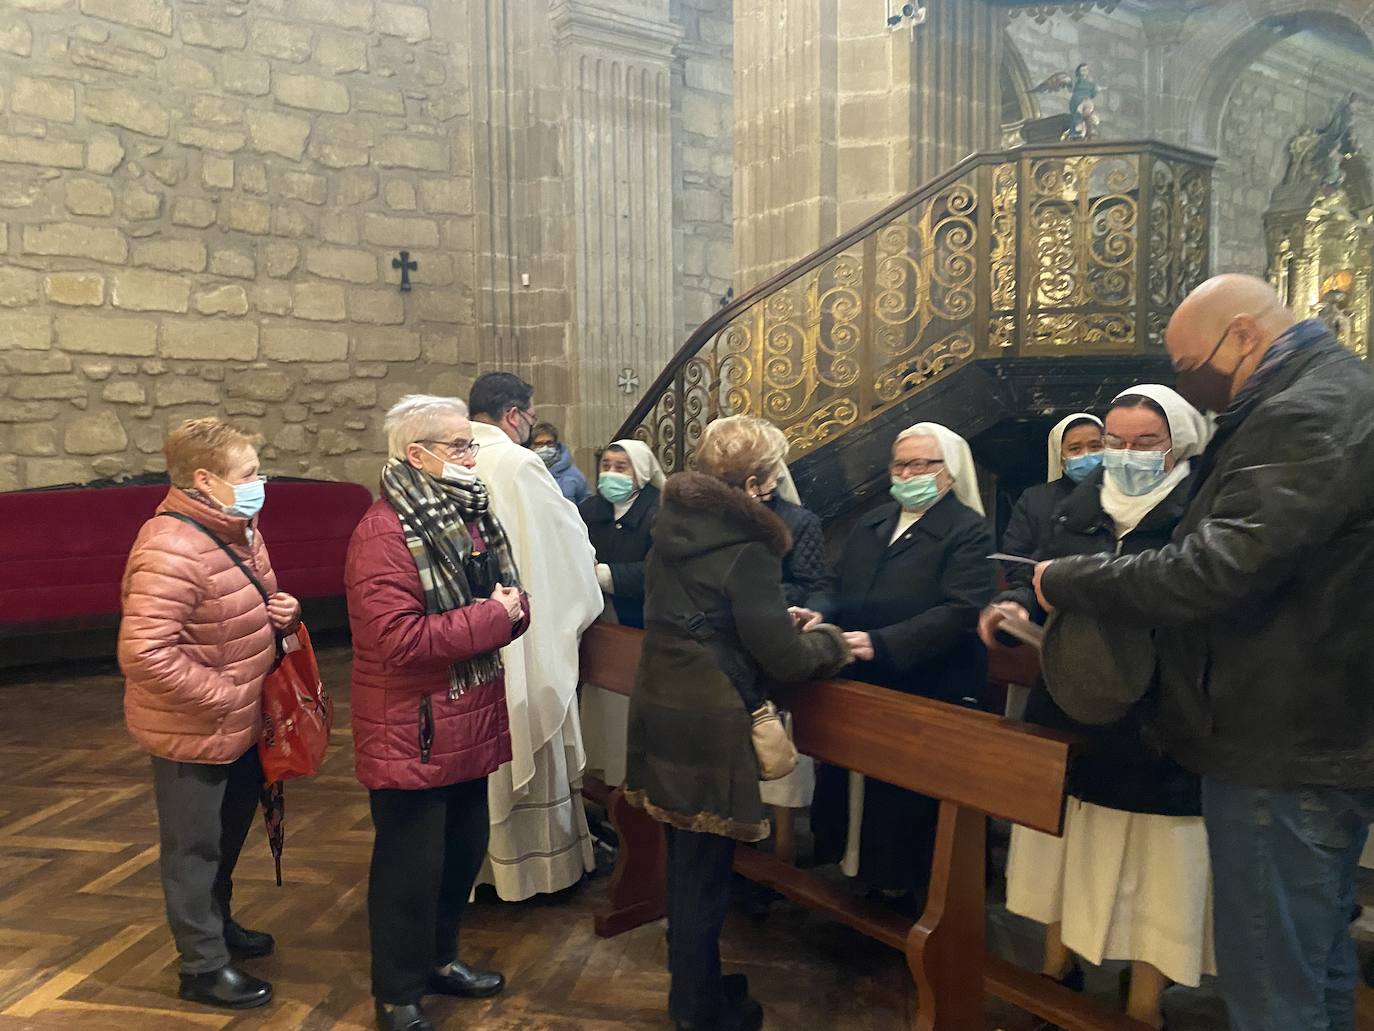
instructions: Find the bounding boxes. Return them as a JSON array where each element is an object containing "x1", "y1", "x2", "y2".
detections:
[
  {"x1": 551, "y1": 0, "x2": 682, "y2": 452},
  {"x1": 735, "y1": 0, "x2": 1002, "y2": 288},
  {"x1": 734, "y1": 0, "x2": 838, "y2": 287},
  {"x1": 466, "y1": 0, "x2": 570, "y2": 389},
  {"x1": 1141, "y1": 9, "x2": 1189, "y2": 145},
  {"x1": 897, "y1": 1, "x2": 1002, "y2": 191}
]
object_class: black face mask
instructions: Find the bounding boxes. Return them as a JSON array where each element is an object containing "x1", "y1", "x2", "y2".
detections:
[{"x1": 1175, "y1": 327, "x2": 1238, "y2": 415}]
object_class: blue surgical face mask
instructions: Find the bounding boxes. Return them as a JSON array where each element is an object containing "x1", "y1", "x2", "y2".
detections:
[
  {"x1": 1063, "y1": 451, "x2": 1103, "y2": 484},
  {"x1": 1102, "y1": 448, "x2": 1170, "y2": 496},
  {"x1": 222, "y1": 477, "x2": 265, "y2": 519},
  {"x1": 598, "y1": 472, "x2": 635, "y2": 505},
  {"x1": 890, "y1": 473, "x2": 942, "y2": 511}
]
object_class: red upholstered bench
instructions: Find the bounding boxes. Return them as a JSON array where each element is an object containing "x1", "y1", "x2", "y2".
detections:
[{"x1": 0, "y1": 476, "x2": 372, "y2": 668}]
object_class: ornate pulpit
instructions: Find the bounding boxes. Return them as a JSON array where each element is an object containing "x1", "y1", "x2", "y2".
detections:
[{"x1": 1266, "y1": 95, "x2": 1373, "y2": 359}]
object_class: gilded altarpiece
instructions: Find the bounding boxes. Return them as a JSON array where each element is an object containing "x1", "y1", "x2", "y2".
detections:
[{"x1": 1266, "y1": 104, "x2": 1373, "y2": 360}]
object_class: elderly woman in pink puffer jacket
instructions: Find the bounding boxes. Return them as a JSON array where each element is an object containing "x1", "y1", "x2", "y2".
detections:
[{"x1": 118, "y1": 417, "x2": 299, "y2": 1012}]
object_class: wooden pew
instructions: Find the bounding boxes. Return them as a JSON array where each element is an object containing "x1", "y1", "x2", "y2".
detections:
[{"x1": 579, "y1": 623, "x2": 1151, "y2": 1031}]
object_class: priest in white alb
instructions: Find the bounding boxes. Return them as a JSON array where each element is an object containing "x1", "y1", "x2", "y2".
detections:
[{"x1": 466, "y1": 372, "x2": 603, "y2": 900}]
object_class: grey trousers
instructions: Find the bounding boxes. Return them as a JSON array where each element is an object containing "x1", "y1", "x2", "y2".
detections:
[{"x1": 149, "y1": 746, "x2": 262, "y2": 974}]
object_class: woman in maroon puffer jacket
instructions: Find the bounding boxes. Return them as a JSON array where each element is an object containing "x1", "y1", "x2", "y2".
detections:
[{"x1": 346, "y1": 394, "x2": 528, "y2": 1031}]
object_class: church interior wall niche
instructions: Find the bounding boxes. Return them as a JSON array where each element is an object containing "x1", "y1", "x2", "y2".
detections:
[{"x1": 1266, "y1": 94, "x2": 1373, "y2": 359}]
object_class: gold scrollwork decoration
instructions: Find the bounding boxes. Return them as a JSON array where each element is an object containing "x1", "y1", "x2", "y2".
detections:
[
  {"x1": 783, "y1": 397, "x2": 860, "y2": 456},
  {"x1": 989, "y1": 315, "x2": 1016, "y2": 351},
  {"x1": 874, "y1": 329, "x2": 976, "y2": 403},
  {"x1": 990, "y1": 162, "x2": 1018, "y2": 314},
  {"x1": 649, "y1": 388, "x2": 679, "y2": 472},
  {"x1": 620, "y1": 144, "x2": 1212, "y2": 474},
  {"x1": 1026, "y1": 312, "x2": 1135, "y2": 351}
]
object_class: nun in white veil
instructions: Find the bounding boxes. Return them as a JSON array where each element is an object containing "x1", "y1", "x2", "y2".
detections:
[
  {"x1": 806, "y1": 422, "x2": 996, "y2": 907},
  {"x1": 996, "y1": 384, "x2": 1214, "y2": 1028},
  {"x1": 996, "y1": 412, "x2": 1105, "y2": 718},
  {"x1": 578, "y1": 438, "x2": 665, "y2": 786},
  {"x1": 1000, "y1": 413, "x2": 1104, "y2": 589}
]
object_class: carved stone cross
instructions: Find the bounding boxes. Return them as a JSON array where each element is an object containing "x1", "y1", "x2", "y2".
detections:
[
  {"x1": 618, "y1": 368, "x2": 640, "y2": 396},
  {"x1": 391, "y1": 250, "x2": 418, "y2": 292}
]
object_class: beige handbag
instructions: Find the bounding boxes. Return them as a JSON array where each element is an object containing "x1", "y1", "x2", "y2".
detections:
[{"x1": 751, "y1": 701, "x2": 798, "y2": 781}]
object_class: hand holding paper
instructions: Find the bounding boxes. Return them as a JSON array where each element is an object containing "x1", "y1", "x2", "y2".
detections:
[
  {"x1": 978, "y1": 601, "x2": 1029, "y2": 650},
  {"x1": 996, "y1": 613, "x2": 1044, "y2": 650}
]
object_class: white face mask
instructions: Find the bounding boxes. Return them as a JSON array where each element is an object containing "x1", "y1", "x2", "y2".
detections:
[{"x1": 421, "y1": 447, "x2": 478, "y2": 485}]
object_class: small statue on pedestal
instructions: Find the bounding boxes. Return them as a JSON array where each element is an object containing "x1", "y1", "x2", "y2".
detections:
[
  {"x1": 1030, "y1": 63, "x2": 1101, "y2": 142},
  {"x1": 1281, "y1": 93, "x2": 1360, "y2": 191}
]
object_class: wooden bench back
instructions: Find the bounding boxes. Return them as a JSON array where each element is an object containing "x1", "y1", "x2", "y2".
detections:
[{"x1": 579, "y1": 623, "x2": 1072, "y2": 835}]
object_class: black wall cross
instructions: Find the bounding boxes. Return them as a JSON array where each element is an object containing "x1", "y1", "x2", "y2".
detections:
[{"x1": 391, "y1": 250, "x2": 418, "y2": 292}]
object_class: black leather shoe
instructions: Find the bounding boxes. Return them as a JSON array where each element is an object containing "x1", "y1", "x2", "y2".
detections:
[
  {"x1": 722, "y1": 973, "x2": 749, "y2": 1003},
  {"x1": 225, "y1": 919, "x2": 274, "y2": 960},
  {"x1": 374, "y1": 1001, "x2": 435, "y2": 1031},
  {"x1": 427, "y1": 960, "x2": 505, "y2": 998},
  {"x1": 676, "y1": 1004, "x2": 764, "y2": 1031},
  {"x1": 732, "y1": 995, "x2": 764, "y2": 1031},
  {"x1": 178, "y1": 965, "x2": 272, "y2": 1009}
]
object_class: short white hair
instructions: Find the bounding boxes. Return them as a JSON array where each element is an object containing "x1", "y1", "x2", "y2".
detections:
[{"x1": 383, "y1": 395, "x2": 469, "y2": 459}]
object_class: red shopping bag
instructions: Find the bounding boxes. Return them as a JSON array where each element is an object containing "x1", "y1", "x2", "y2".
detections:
[{"x1": 258, "y1": 623, "x2": 333, "y2": 782}]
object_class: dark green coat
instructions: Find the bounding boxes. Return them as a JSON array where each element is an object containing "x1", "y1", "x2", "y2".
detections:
[{"x1": 624, "y1": 471, "x2": 850, "y2": 842}]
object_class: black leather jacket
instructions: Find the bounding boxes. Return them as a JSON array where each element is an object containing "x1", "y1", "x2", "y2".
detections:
[{"x1": 1042, "y1": 324, "x2": 1374, "y2": 788}]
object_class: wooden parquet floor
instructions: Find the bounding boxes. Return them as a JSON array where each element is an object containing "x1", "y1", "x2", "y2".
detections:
[
  {"x1": 2, "y1": 644, "x2": 1371, "y2": 1030},
  {"x1": 0, "y1": 645, "x2": 925, "y2": 1031}
]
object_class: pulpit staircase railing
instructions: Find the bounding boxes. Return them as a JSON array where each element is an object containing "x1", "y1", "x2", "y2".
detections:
[{"x1": 616, "y1": 140, "x2": 1214, "y2": 472}]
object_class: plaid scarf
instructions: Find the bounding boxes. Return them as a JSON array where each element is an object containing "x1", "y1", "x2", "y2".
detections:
[{"x1": 380, "y1": 458, "x2": 521, "y2": 698}]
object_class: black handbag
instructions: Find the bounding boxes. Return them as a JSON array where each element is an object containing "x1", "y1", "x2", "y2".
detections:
[{"x1": 463, "y1": 549, "x2": 499, "y2": 599}]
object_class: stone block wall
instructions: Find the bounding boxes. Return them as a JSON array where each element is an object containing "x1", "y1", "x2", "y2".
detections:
[{"x1": 0, "y1": 0, "x2": 478, "y2": 491}]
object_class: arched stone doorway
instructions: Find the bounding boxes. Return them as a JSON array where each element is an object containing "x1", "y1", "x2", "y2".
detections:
[
  {"x1": 1180, "y1": 9, "x2": 1374, "y2": 275},
  {"x1": 1189, "y1": 10, "x2": 1374, "y2": 151}
]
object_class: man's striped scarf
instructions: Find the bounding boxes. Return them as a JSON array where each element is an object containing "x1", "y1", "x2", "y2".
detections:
[{"x1": 380, "y1": 458, "x2": 520, "y2": 698}]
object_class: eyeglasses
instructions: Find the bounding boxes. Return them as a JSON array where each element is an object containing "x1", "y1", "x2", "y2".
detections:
[
  {"x1": 419, "y1": 439, "x2": 480, "y2": 459},
  {"x1": 890, "y1": 458, "x2": 945, "y2": 476},
  {"x1": 1172, "y1": 326, "x2": 1230, "y2": 374}
]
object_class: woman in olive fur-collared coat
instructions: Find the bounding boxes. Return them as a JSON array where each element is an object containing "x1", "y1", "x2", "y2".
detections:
[{"x1": 625, "y1": 416, "x2": 850, "y2": 1031}]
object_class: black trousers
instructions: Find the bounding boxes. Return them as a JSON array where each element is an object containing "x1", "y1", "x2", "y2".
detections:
[
  {"x1": 666, "y1": 826, "x2": 737, "y2": 1022},
  {"x1": 149, "y1": 746, "x2": 263, "y2": 974},
  {"x1": 367, "y1": 776, "x2": 490, "y2": 1005}
]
